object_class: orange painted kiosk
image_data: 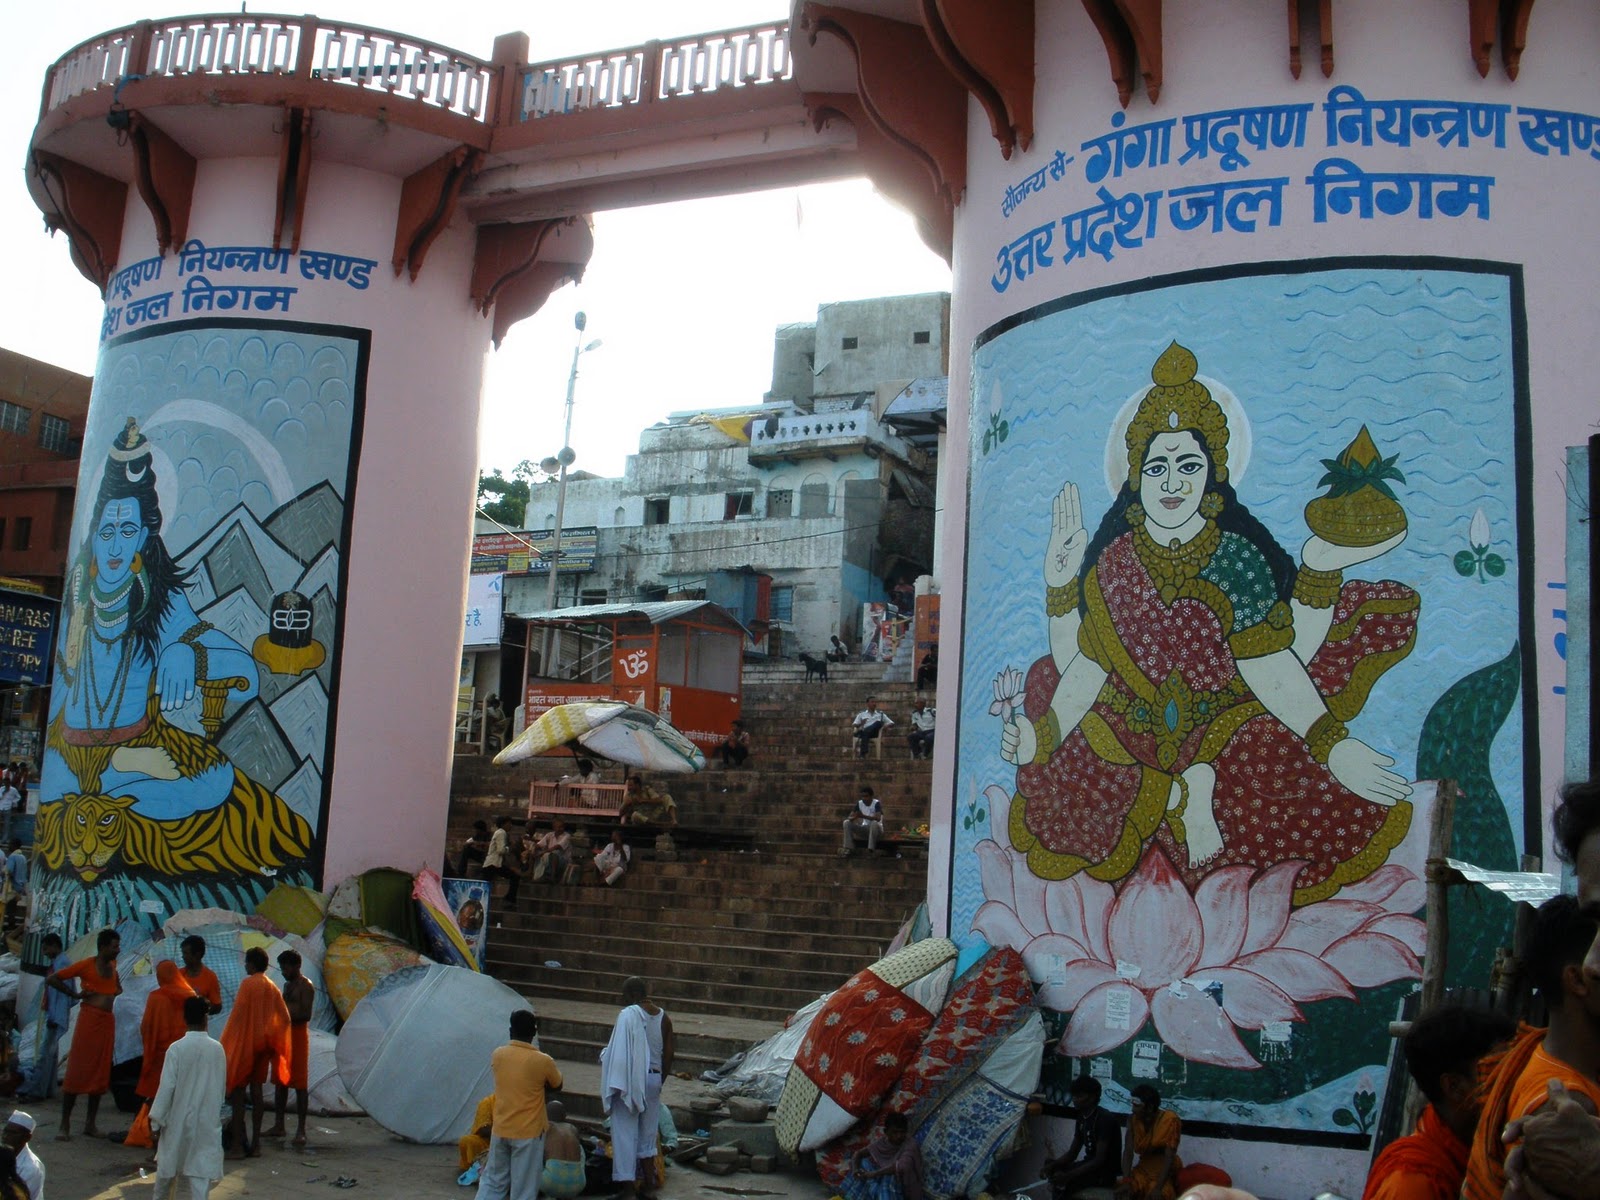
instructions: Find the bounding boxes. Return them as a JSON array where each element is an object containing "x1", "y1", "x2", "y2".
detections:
[{"x1": 515, "y1": 601, "x2": 745, "y2": 753}]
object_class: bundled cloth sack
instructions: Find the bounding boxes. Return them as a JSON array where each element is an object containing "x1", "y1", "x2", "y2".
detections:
[
  {"x1": 412, "y1": 869, "x2": 479, "y2": 971},
  {"x1": 774, "y1": 938, "x2": 957, "y2": 1154},
  {"x1": 714, "y1": 994, "x2": 831, "y2": 1105},
  {"x1": 255, "y1": 884, "x2": 329, "y2": 937},
  {"x1": 323, "y1": 928, "x2": 429, "y2": 1021},
  {"x1": 816, "y1": 948, "x2": 1040, "y2": 1196},
  {"x1": 336, "y1": 963, "x2": 531, "y2": 1143}
]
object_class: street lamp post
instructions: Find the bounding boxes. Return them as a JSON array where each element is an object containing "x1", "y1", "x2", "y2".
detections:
[{"x1": 539, "y1": 311, "x2": 601, "y2": 676}]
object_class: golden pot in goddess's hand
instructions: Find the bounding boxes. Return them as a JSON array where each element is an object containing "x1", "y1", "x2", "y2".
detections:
[{"x1": 1303, "y1": 425, "x2": 1409, "y2": 548}]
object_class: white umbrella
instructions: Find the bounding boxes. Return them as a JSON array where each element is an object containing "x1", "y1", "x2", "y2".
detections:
[{"x1": 493, "y1": 700, "x2": 705, "y2": 773}]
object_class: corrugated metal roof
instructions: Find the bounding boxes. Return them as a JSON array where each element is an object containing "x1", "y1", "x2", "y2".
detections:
[{"x1": 511, "y1": 599, "x2": 749, "y2": 635}]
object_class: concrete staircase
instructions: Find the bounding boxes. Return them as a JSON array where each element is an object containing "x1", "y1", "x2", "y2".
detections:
[{"x1": 445, "y1": 662, "x2": 938, "y2": 1116}]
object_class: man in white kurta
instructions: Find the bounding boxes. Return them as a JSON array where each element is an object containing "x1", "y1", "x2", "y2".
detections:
[
  {"x1": 599, "y1": 977, "x2": 672, "y2": 1200},
  {"x1": 149, "y1": 997, "x2": 227, "y2": 1200}
]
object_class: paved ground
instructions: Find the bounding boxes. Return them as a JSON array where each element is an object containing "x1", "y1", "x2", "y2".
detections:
[{"x1": 31, "y1": 1105, "x2": 836, "y2": 1200}]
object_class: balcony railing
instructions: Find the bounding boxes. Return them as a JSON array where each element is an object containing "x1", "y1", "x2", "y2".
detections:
[
  {"x1": 751, "y1": 412, "x2": 893, "y2": 449},
  {"x1": 42, "y1": 13, "x2": 494, "y2": 123},
  {"x1": 521, "y1": 22, "x2": 791, "y2": 120}
]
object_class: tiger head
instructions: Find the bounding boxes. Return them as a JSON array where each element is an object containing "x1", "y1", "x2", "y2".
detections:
[{"x1": 61, "y1": 792, "x2": 135, "y2": 882}]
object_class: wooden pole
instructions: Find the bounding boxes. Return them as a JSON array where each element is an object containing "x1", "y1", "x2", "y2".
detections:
[{"x1": 1420, "y1": 777, "x2": 1458, "y2": 1014}]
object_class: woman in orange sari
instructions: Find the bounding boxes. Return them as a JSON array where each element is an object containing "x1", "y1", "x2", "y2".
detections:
[
  {"x1": 137, "y1": 961, "x2": 195, "y2": 1101},
  {"x1": 1119, "y1": 1084, "x2": 1181, "y2": 1200}
]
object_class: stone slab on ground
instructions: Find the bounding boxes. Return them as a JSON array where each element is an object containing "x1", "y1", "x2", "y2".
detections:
[{"x1": 709, "y1": 1119, "x2": 779, "y2": 1158}]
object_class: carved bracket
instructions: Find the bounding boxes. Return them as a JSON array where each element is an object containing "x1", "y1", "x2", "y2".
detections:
[
  {"x1": 30, "y1": 151, "x2": 128, "y2": 294},
  {"x1": 128, "y1": 113, "x2": 196, "y2": 254},
  {"x1": 1469, "y1": 0, "x2": 1537, "y2": 79},
  {"x1": 805, "y1": 93, "x2": 952, "y2": 262},
  {"x1": 800, "y1": 4, "x2": 967, "y2": 205},
  {"x1": 393, "y1": 145, "x2": 482, "y2": 281},
  {"x1": 274, "y1": 107, "x2": 314, "y2": 253},
  {"x1": 1287, "y1": 0, "x2": 1335, "y2": 79},
  {"x1": 1081, "y1": 0, "x2": 1162, "y2": 107},
  {"x1": 918, "y1": 0, "x2": 1035, "y2": 159},
  {"x1": 471, "y1": 217, "x2": 595, "y2": 348}
]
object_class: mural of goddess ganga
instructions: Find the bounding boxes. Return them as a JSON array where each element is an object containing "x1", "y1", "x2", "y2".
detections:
[
  {"x1": 38, "y1": 418, "x2": 311, "y2": 893},
  {"x1": 998, "y1": 343, "x2": 1421, "y2": 906}
]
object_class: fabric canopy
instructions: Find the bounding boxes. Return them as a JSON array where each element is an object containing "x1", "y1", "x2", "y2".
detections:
[{"x1": 495, "y1": 701, "x2": 705, "y2": 773}]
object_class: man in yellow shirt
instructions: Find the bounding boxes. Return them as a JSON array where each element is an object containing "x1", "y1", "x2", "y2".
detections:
[{"x1": 478, "y1": 1009, "x2": 563, "y2": 1200}]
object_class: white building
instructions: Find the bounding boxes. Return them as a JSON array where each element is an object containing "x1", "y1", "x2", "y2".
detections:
[{"x1": 505, "y1": 292, "x2": 948, "y2": 660}]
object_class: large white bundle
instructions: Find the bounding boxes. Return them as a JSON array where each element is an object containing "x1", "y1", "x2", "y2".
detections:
[{"x1": 336, "y1": 963, "x2": 531, "y2": 1144}]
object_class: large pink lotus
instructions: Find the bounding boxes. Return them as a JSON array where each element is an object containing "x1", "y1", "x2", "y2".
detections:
[{"x1": 971, "y1": 785, "x2": 1427, "y2": 1069}]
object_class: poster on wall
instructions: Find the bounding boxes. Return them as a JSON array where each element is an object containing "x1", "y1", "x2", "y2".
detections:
[
  {"x1": 35, "y1": 318, "x2": 368, "y2": 943},
  {"x1": 442, "y1": 876, "x2": 490, "y2": 966},
  {"x1": 955, "y1": 260, "x2": 1531, "y2": 1138}
]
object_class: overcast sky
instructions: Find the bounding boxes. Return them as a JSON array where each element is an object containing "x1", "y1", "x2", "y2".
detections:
[{"x1": 4, "y1": 3, "x2": 952, "y2": 480}]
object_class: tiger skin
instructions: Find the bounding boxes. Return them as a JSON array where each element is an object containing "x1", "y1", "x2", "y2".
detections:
[{"x1": 37, "y1": 776, "x2": 313, "y2": 884}]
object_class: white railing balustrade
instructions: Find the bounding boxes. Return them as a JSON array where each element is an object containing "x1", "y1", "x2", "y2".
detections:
[
  {"x1": 311, "y1": 24, "x2": 491, "y2": 120},
  {"x1": 522, "y1": 50, "x2": 646, "y2": 118},
  {"x1": 522, "y1": 22, "x2": 791, "y2": 121},
  {"x1": 42, "y1": 14, "x2": 492, "y2": 123},
  {"x1": 750, "y1": 413, "x2": 893, "y2": 448},
  {"x1": 148, "y1": 18, "x2": 299, "y2": 77},
  {"x1": 45, "y1": 30, "x2": 139, "y2": 110}
]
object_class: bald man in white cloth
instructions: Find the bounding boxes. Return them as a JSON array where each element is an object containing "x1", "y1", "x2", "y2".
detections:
[{"x1": 599, "y1": 977, "x2": 673, "y2": 1200}]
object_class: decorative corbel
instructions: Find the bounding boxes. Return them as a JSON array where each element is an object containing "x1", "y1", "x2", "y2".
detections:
[
  {"x1": 273, "y1": 107, "x2": 314, "y2": 253},
  {"x1": 1469, "y1": 0, "x2": 1537, "y2": 79},
  {"x1": 1081, "y1": 0, "x2": 1162, "y2": 106},
  {"x1": 127, "y1": 113, "x2": 195, "y2": 254},
  {"x1": 799, "y1": 5, "x2": 967, "y2": 206},
  {"x1": 470, "y1": 217, "x2": 595, "y2": 348},
  {"x1": 918, "y1": 0, "x2": 1035, "y2": 159},
  {"x1": 806, "y1": 93, "x2": 952, "y2": 262},
  {"x1": 1287, "y1": 0, "x2": 1335, "y2": 80},
  {"x1": 392, "y1": 145, "x2": 482, "y2": 281},
  {"x1": 30, "y1": 151, "x2": 128, "y2": 294}
]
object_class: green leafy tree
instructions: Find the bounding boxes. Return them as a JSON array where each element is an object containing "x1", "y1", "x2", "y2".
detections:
[{"x1": 477, "y1": 459, "x2": 537, "y2": 527}]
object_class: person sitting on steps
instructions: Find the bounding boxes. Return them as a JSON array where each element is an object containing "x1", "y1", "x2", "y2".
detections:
[
  {"x1": 852, "y1": 698, "x2": 894, "y2": 757},
  {"x1": 842, "y1": 785, "x2": 885, "y2": 856}
]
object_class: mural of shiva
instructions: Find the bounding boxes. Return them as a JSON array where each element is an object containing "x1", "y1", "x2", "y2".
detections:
[
  {"x1": 997, "y1": 343, "x2": 1419, "y2": 906},
  {"x1": 38, "y1": 418, "x2": 312, "y2": 932}
]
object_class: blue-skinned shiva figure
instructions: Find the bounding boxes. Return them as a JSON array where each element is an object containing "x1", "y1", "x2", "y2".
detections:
[{"x1": 37, "y1": 419, "x2": 310, "y2": 932}]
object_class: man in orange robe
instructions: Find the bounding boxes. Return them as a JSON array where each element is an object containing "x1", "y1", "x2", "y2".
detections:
[
  {"x1": 1460, "y1": 893, "x2": 1600, "y2": 1200},
  {"x1": 180, "y1": 935, "x2": 223, "y2": 1016},
  {"x1": 266, "y1": 948, "x2": 315, "y2": 1147},
  {"x1": 1361, "y1": 1004, "x2": 1513, "y2": 1200},
  {"x1": 46, "y1": 927, "x2": 121, "y2": 1140},
  {"x1": 137, "y1": 961, "x2": 197, "y2": 1102},
  {"x1": 219, "y1": 946, "x2": 290, "y2": 1158}
]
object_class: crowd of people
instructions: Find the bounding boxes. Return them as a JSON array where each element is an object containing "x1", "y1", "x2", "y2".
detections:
[{"x1": 5, "y1": 932, "x2": 316, "y2": 1197}]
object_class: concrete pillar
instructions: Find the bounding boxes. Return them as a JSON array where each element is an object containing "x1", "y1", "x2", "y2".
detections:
[{"x1": 24, "y1": 16, "x2": 588, "y2": 942}]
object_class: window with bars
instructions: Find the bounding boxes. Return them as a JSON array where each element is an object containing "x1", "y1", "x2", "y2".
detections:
[
  {"x1": 771, "y1": 585, "x2": 794, "y2": 623},
  {"x1": 0, "y1": 401, "x2": 29, "y2": 436},
  {"x1": 38, "y1": 413, "x2": 70, "y2": 453}
]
